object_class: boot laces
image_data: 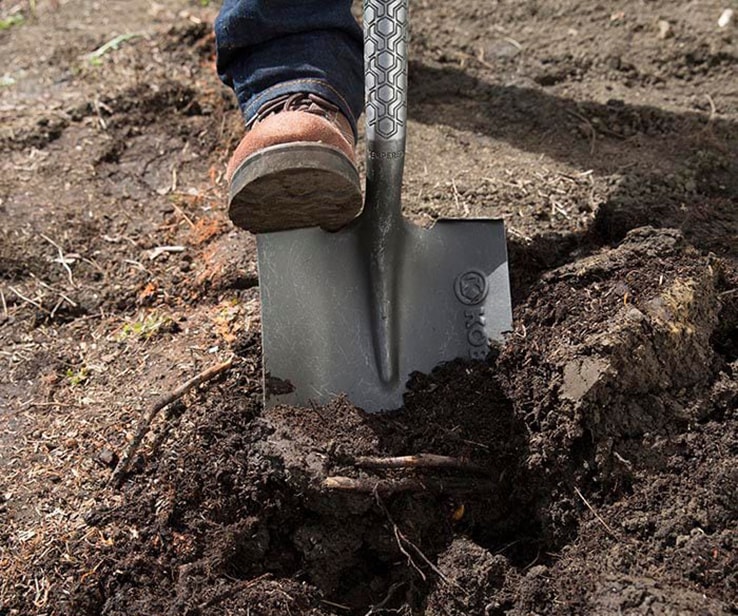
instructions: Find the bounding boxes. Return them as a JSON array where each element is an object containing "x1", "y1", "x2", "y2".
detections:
[{"x1": 250, "y1": 93, "x2": 341, "y2": 127}]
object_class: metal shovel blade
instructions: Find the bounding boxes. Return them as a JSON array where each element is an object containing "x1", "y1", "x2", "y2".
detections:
[
  {"x1": 257, "y1": 218, "x2": 511, "y2": 411},
  {"x1": 255, "y1": 0, "x2": 512, "y2": 412}
]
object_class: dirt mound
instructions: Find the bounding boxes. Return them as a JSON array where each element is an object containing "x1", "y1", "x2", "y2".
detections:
[
  {"x1": 49, "y1": 228, "x2": 736, "y2": 616},
  {"x1": 7, "y1": 164, "x2": 737, "y2": 616}
]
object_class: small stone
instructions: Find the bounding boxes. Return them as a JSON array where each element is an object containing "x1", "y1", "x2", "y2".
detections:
[
  {"x1": 96, "y1": 448, "x2": 118, "y2": 468},
  {"x1": 657, "y1": 20, "x2": 672, "y2": 39},
  {"x1": 718, "y1": 9, "x2": 734, "y2": 28},
  {"x1": 483, "y1": 38, "x2": 521, "y2": 59},
  {"x1": 562, "y1": 357, "x2": 610, "y2": 402}
]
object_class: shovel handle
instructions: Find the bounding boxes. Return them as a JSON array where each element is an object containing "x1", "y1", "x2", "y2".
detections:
[
  {"x1": 362, "y1": 0, "x2": 409, "y2": 384},
  {"x1": 364, "y1": 0, "x2": 408, "y2": 145},
  {"x1": 364, "y1": 0, "x2": 408, "y2": 222}
]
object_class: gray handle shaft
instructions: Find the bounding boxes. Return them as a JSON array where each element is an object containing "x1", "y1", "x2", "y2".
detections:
[
  {"x1": 361, "y1": 0, "x2": 409, "y2": 384},
  {"x1": 364, "y1": 0, "x2": 408, "y2": 223},
  {"x1": 364, "y1": 0, "x2": 408, "y2": 145}
]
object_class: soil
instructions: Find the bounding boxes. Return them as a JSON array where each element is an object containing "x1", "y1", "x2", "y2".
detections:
[{"x1": 1, "y1": 0, "x2": 737, "y2": 615}]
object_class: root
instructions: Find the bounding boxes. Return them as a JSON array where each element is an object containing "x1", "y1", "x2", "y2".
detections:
[
  {"x1": 324, "y1": 476, "x2": 495, "y2": 494},
  {"x1": 374, "y1": 492, "x2": 463, "y2": 593},
  {"x1": 197, "y1": 573, "x2": 272, "y2": 610},
  {"x1": 574, "y1": 486, "x2": 620, "y2": 541},
  {"x1": 352, "y1": 454, "x2": 487, "y2": 474},
  {"x1": 109, "y1": 357, "x2": 234, "y2": 488}
]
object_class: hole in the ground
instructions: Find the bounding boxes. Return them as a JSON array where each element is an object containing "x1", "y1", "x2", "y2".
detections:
[{"x1": 713, "y1": 325, "x2": 738, "y2": 362}]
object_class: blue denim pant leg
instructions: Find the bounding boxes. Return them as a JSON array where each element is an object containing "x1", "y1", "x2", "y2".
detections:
[{"x1": 215, "y1": 0, "x2": 364, "y2": 137}]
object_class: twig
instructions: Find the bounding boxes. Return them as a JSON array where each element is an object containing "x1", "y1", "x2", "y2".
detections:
[
  {"x1": 92, "y1": 98, "x2": 108, "y2": 130},
  {"x1": 451, "y1": 179, "x2": 468, "y2": 216},
  {"x1": 352, "y1": 454, "x2": 487, "y2": 474},
  {"x1": 705, "y1": 94, "x2": 717, "y2": 122},
  {"x1": 171, "y1": 165, "x2": 178, "y2": 194},
  {"x1": 148, "y1": 245, "x2": 185, "y2": 260},
  {"x1": 574, "y1": 486, "x2": 619, "y2": 540},
  {"x1": 322, "y1": 599, "x2": 352, "y2": 612},
  {"x1": 197, "y1": 573, "x2": 271, "y2": 610},
  {"x1": 473, "y1": 48, "x2": 495, "y2": 70},
  {"x1": 612, "y1": 451, "x2": 633, "y2": 470},
  {"x1": 8, "y1": 286, "x2": 47, "y2": 313},
  {"x1": 565, "y1": 108, "x2": 597, "y2": 155},
  {"x1": 324, "y1": 476, "x2": 495, "y2": 494},
  {"x1": 522, "y1": 547, "x2": 542, "y2": 572},
  {"x1": 507, "y1": 226, "x2": 532, "y2": 242},
  {"x1": 29, "y1": 274, "x2": 78, "y2": 308},
  {"x1": 0, "y1": 288, "x2": 7, "y2": 318},
  {"x1": 109, "y1": 357, "x2": 234, "y2": 488},
  {"x1": 39, "y1": 233, "x2": 76, "y2": 287},
  {"x1": 172, "y1": 202, "x2": 195, "y2": 229}
]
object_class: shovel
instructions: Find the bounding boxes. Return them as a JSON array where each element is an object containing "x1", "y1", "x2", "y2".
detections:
[{"x1": 255, "y1": 0, "x2": 512, "y2": 412}]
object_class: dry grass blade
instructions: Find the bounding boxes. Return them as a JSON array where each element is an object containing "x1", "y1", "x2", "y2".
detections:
[{"x1": 39, "y1": 233, "x2": 76, "y2": 287}]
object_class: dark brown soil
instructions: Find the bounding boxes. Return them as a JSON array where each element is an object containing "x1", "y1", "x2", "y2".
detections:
[{"x1": 1, "y1": 1, "x2": 737, "y2": 615}]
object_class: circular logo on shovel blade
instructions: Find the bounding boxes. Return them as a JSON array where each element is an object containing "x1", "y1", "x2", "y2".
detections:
[{"x1": 454, "y1": 270, "x2": 489, "y2": 306}]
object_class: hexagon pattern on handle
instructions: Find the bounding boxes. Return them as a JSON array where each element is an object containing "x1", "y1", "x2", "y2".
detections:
[{"x1": 365, "y1": 0, "x2": 408, "y2": 141}]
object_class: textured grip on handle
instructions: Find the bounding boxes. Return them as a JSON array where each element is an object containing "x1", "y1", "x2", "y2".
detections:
[{"x1": 364, "y1": 0, "x2": 408, "y2": 143}]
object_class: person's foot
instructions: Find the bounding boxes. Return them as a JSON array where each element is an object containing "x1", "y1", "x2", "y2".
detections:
[{"x1": 226, "y1": 93, "x2": 363, "y2": 234}]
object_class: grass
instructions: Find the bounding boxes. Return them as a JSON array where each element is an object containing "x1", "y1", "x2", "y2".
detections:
[
  {"x1": 0, "y1": 13, "x2": 25, "y2": 30},
  {"x1": 117, "y1": 313, "x2": 176, "y2": 341},
  {"x1": 65, "y1": 366, "x2": 89, "y2": 387},
  {"x1": 86, "y1": 32, "x2": 141, "y2": 66}
]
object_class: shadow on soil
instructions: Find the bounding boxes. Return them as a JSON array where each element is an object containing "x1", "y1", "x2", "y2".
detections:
[{"x1": 408, "y1": 62, "x2": 738, "y2": 305}]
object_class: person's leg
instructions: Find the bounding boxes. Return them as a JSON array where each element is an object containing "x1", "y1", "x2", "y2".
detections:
[
  {"x1": 215, "y1": 1, "x2": 365, "y2": 233},
  {"x1": 215, "y1": 0, "x2": 363, "y2": 136}
]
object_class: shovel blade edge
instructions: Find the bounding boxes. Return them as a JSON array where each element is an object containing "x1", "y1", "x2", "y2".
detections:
[{"x1": 256, "y1": 217, "x2": 512, "y2": 412}]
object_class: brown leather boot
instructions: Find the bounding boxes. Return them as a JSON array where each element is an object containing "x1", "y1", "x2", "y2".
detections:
[{"x1": 226, "y1": 93, "x2": 363, "y2": 234}]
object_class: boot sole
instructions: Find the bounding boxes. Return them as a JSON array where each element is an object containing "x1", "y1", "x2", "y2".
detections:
[{"x1": 228, "y1": 142, "x2": 363, "y2": 234}]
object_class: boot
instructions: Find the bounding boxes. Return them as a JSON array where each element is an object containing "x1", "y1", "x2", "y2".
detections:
[{"x1": 226, "y1": 92, "x2": 363, "y2": 233}]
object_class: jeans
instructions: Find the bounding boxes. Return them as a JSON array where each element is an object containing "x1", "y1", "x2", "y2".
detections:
[{"x1": 214, "y1": 0, "x2": 364, "y2": 137}]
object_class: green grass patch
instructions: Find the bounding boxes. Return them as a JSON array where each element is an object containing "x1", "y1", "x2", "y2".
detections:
[
  {"x1": 0, "y1": 13, "x2": 25, "y2": 30},
  {"x1": 117, "y1": 313, "x2": 176, "y2": 341},
  {"x1": 86, "y1": 32, "x2": 141, "y2": 66},
  {"x1": 65, "y1": 366, "x2": 89, "y2": 387}
]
